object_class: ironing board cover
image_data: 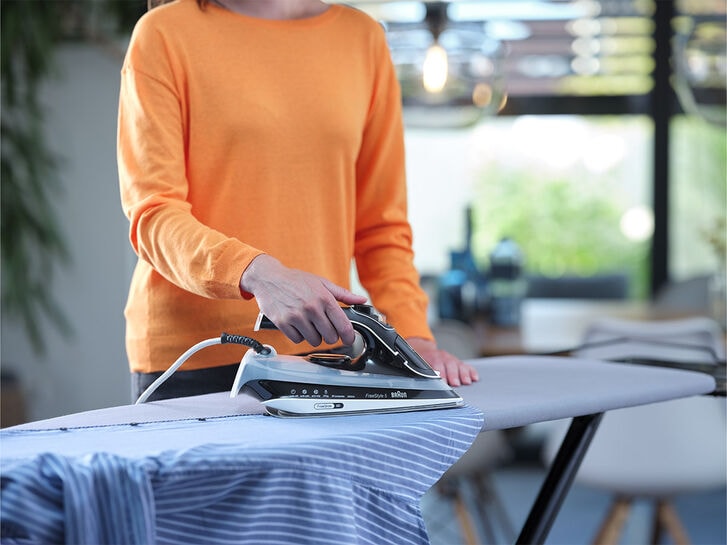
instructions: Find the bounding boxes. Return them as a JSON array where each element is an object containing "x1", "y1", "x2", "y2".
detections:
[{"x1": 0, "y1": 393, "x2": 484, "y2": 545}]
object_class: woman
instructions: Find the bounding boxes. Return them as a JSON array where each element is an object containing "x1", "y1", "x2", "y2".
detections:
[{"x1": 118, "y1": 0, "x2": 478, "y2": 401}]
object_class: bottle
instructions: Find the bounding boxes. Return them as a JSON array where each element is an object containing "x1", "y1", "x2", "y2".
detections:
[
  {"x1": 488, "y1": 237, "x2": 526, "y2": 327},
  {"x1": 437, "y1": 207, "x2": 488, "y2": 322}
]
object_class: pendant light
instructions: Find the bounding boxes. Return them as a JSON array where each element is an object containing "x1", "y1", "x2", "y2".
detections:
[{"x1": 386, "y1": 2, "x2": 507, "y2": 128}]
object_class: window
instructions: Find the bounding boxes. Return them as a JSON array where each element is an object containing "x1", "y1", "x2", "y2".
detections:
[{"x1": 353, "y1": 0, "x2": 726, "y2": 299}]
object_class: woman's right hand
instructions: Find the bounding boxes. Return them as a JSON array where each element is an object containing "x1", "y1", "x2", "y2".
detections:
[{"x1": 240, "y1": 254, "x2": 367, "y2": 347}]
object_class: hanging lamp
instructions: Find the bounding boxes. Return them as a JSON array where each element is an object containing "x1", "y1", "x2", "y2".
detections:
[{"x1": 385, "y1": 1, "x2": 507, "y2": 128}]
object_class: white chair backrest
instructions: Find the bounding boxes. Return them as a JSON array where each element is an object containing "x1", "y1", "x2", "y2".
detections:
[{"x1": 576, "y1": 316, "x2": 725, "y2": 363}]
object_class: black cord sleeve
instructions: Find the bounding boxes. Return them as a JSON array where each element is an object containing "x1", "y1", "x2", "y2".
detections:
[{"x1": 220, "y1": 333, "x2": 271, "y2": 355}]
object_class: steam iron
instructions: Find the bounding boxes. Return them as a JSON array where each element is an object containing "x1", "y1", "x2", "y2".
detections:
[{"x1": 230, "y1": 304, "x2": 464, "y2": 417}]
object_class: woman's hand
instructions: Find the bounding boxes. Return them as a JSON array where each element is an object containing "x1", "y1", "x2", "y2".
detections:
[
  {"x1": 240, "y1": 254, "x2": 367, "y2": 346},
  {"x1": 406, "y1": 337, "x2": 479, "y2": 387}
]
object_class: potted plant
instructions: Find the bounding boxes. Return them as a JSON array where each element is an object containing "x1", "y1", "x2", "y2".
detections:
[{"x1": 1, "y1": 0, "x2": 71, "y2": 355}]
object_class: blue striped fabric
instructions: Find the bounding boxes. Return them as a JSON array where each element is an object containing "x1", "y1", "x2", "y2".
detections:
[{"x1": 1, "y1": 405, "x2": 484, "y2": 545}]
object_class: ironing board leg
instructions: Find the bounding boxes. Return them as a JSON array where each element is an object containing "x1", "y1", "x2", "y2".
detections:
[{"x1": 515, "y1": 412, "x2": 604, "y2": 545}]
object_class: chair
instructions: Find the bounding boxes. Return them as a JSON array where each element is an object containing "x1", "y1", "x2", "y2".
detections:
[
  {"x1": 428, "y1": 320, "x2": 515, "y2": 545},
  {"x1": 541, "y1": 316, "x2": 726, "y2": 545}
]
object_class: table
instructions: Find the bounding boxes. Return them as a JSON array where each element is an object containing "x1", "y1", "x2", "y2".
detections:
[
  {"x1": 0, "y1": 356, "x2": 715, "y2": 545},
  {"x1": 475, "y1": 298, "x2": 701, "y2": 356}
]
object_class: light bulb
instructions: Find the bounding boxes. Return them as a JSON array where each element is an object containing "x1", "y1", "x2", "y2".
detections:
[{"x1": 422, "y1": 43, "x2": 448, "y2": 93}]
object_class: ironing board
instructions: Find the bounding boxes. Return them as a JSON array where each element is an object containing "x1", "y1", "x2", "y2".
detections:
[{"x1": 0, "y1": 355, "x2": 715, "y2": 545}]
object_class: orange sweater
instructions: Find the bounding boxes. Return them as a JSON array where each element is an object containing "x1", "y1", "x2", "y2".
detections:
[{"x1": 118, "y1": 0, "x2": 433, "y2": 373}]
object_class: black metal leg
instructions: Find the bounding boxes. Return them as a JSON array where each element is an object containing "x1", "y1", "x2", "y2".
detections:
[{"x1": 516, "y1": 412, "x2": 604, "y2": 545}]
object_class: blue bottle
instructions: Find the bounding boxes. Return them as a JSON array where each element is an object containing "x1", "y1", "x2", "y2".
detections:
[
  {"x1": 437, "y1": 207, "x2": 488, "y2": 322},
  {"x1": 488, "y1": 237, "x2": 526, "y2": 327}
]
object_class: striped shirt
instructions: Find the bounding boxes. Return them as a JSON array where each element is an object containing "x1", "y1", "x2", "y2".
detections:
[{"x1": 1, "y1": 395, "x2": 484, "y2": 544}]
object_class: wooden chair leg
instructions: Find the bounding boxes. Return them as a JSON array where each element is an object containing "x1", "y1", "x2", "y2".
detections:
[
  {"x1": 657, "y1": 500, "x2": 691, "y2": 545},
  {"x1": 453, "y1": 490, "x2": 480, "y2": 545},
  {"x1": 592, "y1": 496, "x2": 632, "y2": 545}
]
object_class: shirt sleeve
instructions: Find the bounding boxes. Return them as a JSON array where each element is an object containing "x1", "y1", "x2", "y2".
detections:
[
  {"x1": 117, "y1": 18, "x2": 262, "y2": 300},
  {"x1": 353, "y1": 28, "x2": 434, "y2": 341}
]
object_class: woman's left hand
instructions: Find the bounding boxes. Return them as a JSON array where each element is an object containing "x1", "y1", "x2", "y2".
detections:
[{"x1": 406, "y1": 338, "x2": 479, "y2": 387}]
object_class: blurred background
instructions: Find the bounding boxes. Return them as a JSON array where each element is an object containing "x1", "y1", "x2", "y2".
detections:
[
  {"x1": 1, "y1": 1, "x2": 725, "y2": 542},
  {"x1": 2, "y1": 0, "x2": 724, "y2": 421}
]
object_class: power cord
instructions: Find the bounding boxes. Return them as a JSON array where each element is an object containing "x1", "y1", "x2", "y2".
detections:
[{"x1": 135, "y1": 333, "x2": 270, "y2": 404}]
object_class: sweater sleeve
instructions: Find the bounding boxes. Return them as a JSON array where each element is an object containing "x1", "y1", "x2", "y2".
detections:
[
  {"x1": 117, "y1": 18, "x2": 262, "y2": 300},
  {"x1": 353, "y1": 29, "x2": 433, "y2": 341}
]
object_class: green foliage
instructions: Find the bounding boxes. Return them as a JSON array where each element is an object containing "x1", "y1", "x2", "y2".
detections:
[
  {"x1": 1, "y1": 1, "x2": 144, "y2": 354},
  {"x1": 471, "y1": 167, "x2": 648, "y2": 297},
  {"x1": 1, "y1": 0, "x2": 70, "y2": 353}
]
